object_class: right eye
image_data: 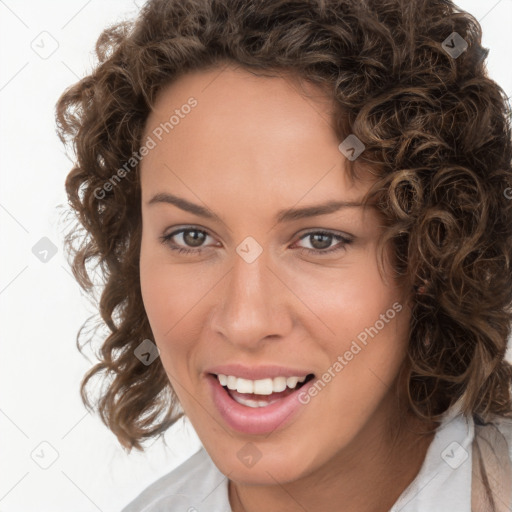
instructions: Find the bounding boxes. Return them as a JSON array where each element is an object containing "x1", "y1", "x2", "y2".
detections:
[{"x1": 159, "y1": 227, "x2": 217, "y2": 255}]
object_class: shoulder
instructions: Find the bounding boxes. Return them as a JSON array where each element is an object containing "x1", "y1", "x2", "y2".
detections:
[
  {"x1": 471, "y1": 415, "x2": 512, "y2": 511},
  {"x1": 474, "y1": 414, "x2": 512, "y2": 462},
  {"x1": 120, "y1": 446, "x2": 231, "y2": 512},
  {"x1": 390, "y1": 410, "x2": 510, "y2": 512},
  {"x1": 492, "y1": 415, "x2": 512, "y2": 454}
]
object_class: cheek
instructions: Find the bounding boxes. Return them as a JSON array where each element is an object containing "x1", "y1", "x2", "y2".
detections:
[
  {"x1": 140, "y1": 235, "x2": 197, "y2": 337},
  {"x1": 293, "y1": 248, "x2": 406, "y2": 347},
  {"x1": 139, "y1": 240, "x2": 214, "y2": 390},
  {"x1": 139, "y1": 251, "x2": 171, "y2": 335},
  {"x1": 139, "y1": 241, "x2": 188, "y2": 366},
  {"x1": 139, "y1": 260, "x2": 195, "y2": 406},
  {"x1": 295, "y1": 251, "x2": 409, "y2": 407}
]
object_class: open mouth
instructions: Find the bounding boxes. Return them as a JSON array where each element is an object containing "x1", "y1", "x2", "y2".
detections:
[
  {"x1": 206, "y1": 370, "x2": 317, "y2": 434},
  {"x1": 209, "y1": 372, "x2": 315, "y2": 408}
]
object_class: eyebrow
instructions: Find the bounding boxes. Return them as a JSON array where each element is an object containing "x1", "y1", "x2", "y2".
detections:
[{"x1": 147, "y1": 192, "x2": 365, "y2": 223}]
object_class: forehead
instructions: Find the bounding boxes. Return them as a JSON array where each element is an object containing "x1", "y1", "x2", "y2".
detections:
[{"x1": 140, "y1": 65, "x2": 373, "y2": 208}]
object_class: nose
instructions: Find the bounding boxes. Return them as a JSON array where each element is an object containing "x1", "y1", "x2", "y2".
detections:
[{"x1": 210, "y1": 246, "x2": 293, "y2": 350}]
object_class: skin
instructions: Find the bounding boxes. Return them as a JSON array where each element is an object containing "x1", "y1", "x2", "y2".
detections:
[{"x1": 139, "y1": 63, "x2": 436, "y2": 512}]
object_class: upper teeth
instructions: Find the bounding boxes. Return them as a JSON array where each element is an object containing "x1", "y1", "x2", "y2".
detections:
[{"x1": 217, "y1": 374, "x2": 307, "y2": 395}]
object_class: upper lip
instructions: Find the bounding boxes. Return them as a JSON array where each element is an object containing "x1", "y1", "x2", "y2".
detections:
[{"x1": 206, "y1": 364, "x2": 314, "y2": 380}]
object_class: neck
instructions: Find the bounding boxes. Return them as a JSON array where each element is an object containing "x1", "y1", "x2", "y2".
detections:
[{"x1": 228, "y1": 405, "x2": 438, "y2": 512}]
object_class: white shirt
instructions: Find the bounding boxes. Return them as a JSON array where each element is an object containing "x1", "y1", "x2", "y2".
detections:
[{"x1": 121, "y1": 406, "x2": 512, "y2": 512}]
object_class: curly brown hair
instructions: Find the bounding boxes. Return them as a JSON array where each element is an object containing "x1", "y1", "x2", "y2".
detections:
[{"x1": 55, "y1": 0, "x2": 512, "y2": 457}]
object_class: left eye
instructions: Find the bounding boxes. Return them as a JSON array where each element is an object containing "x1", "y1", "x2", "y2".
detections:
[
  {"x1": 159, "y1": 228, "x2": 352, "y2": 255},
  {"x1": 293, "y1": 231, "x2": 352, "y2": 255}
]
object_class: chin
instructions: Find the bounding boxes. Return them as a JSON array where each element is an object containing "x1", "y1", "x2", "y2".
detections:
[{"x1": 202, "y1": 435, "x2": 330, "y2": 485}]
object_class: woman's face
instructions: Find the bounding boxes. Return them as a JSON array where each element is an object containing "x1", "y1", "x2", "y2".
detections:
[{"x1": 139, "y1": 64, "x2": 412, "y2": 484}]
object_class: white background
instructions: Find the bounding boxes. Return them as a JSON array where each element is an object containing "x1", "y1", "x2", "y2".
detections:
[{"x1": 1, "y1": 1, "x2": 511, "y2": 511}]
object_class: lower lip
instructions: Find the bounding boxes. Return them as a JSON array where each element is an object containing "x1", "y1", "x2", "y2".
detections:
[{"x1": 207, "y1": 374, "x2": 314, "y2": 435}]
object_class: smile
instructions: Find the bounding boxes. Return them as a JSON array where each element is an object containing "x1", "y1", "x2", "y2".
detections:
[
  {"x1": 217, "y1": 373, "x2": 309, "y2": 406},
  {"x1": 207, "y1": 371, "x2": 315, "y2": 435}
]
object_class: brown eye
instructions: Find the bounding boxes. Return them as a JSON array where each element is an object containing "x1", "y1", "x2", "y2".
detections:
[
  {"x1": 160, "y1": 227, "x2": 213, "y2": 254},
  {"x1": 294, "y1": 230, "x2": 353, "y2": 255},
  {"x1": 308, "y1": 233, "x2": 333, "y2": 250},
  {"x1": 182, "y1": 229, "x2": 207, "y2": 247}
]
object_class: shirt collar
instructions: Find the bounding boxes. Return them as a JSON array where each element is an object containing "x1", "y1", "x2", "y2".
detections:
[{"x1": 390, "y1": 405, "x2": 474, "y2": 511}]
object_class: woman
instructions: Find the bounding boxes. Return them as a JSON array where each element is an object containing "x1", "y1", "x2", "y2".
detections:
[{"x1": 55, "y1": 0, "x2": 512, "y2": 510}]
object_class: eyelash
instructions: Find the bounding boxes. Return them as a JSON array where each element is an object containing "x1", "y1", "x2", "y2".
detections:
[{"x1": 159, "y1": 227, "x2": 353, "y2": 256}]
